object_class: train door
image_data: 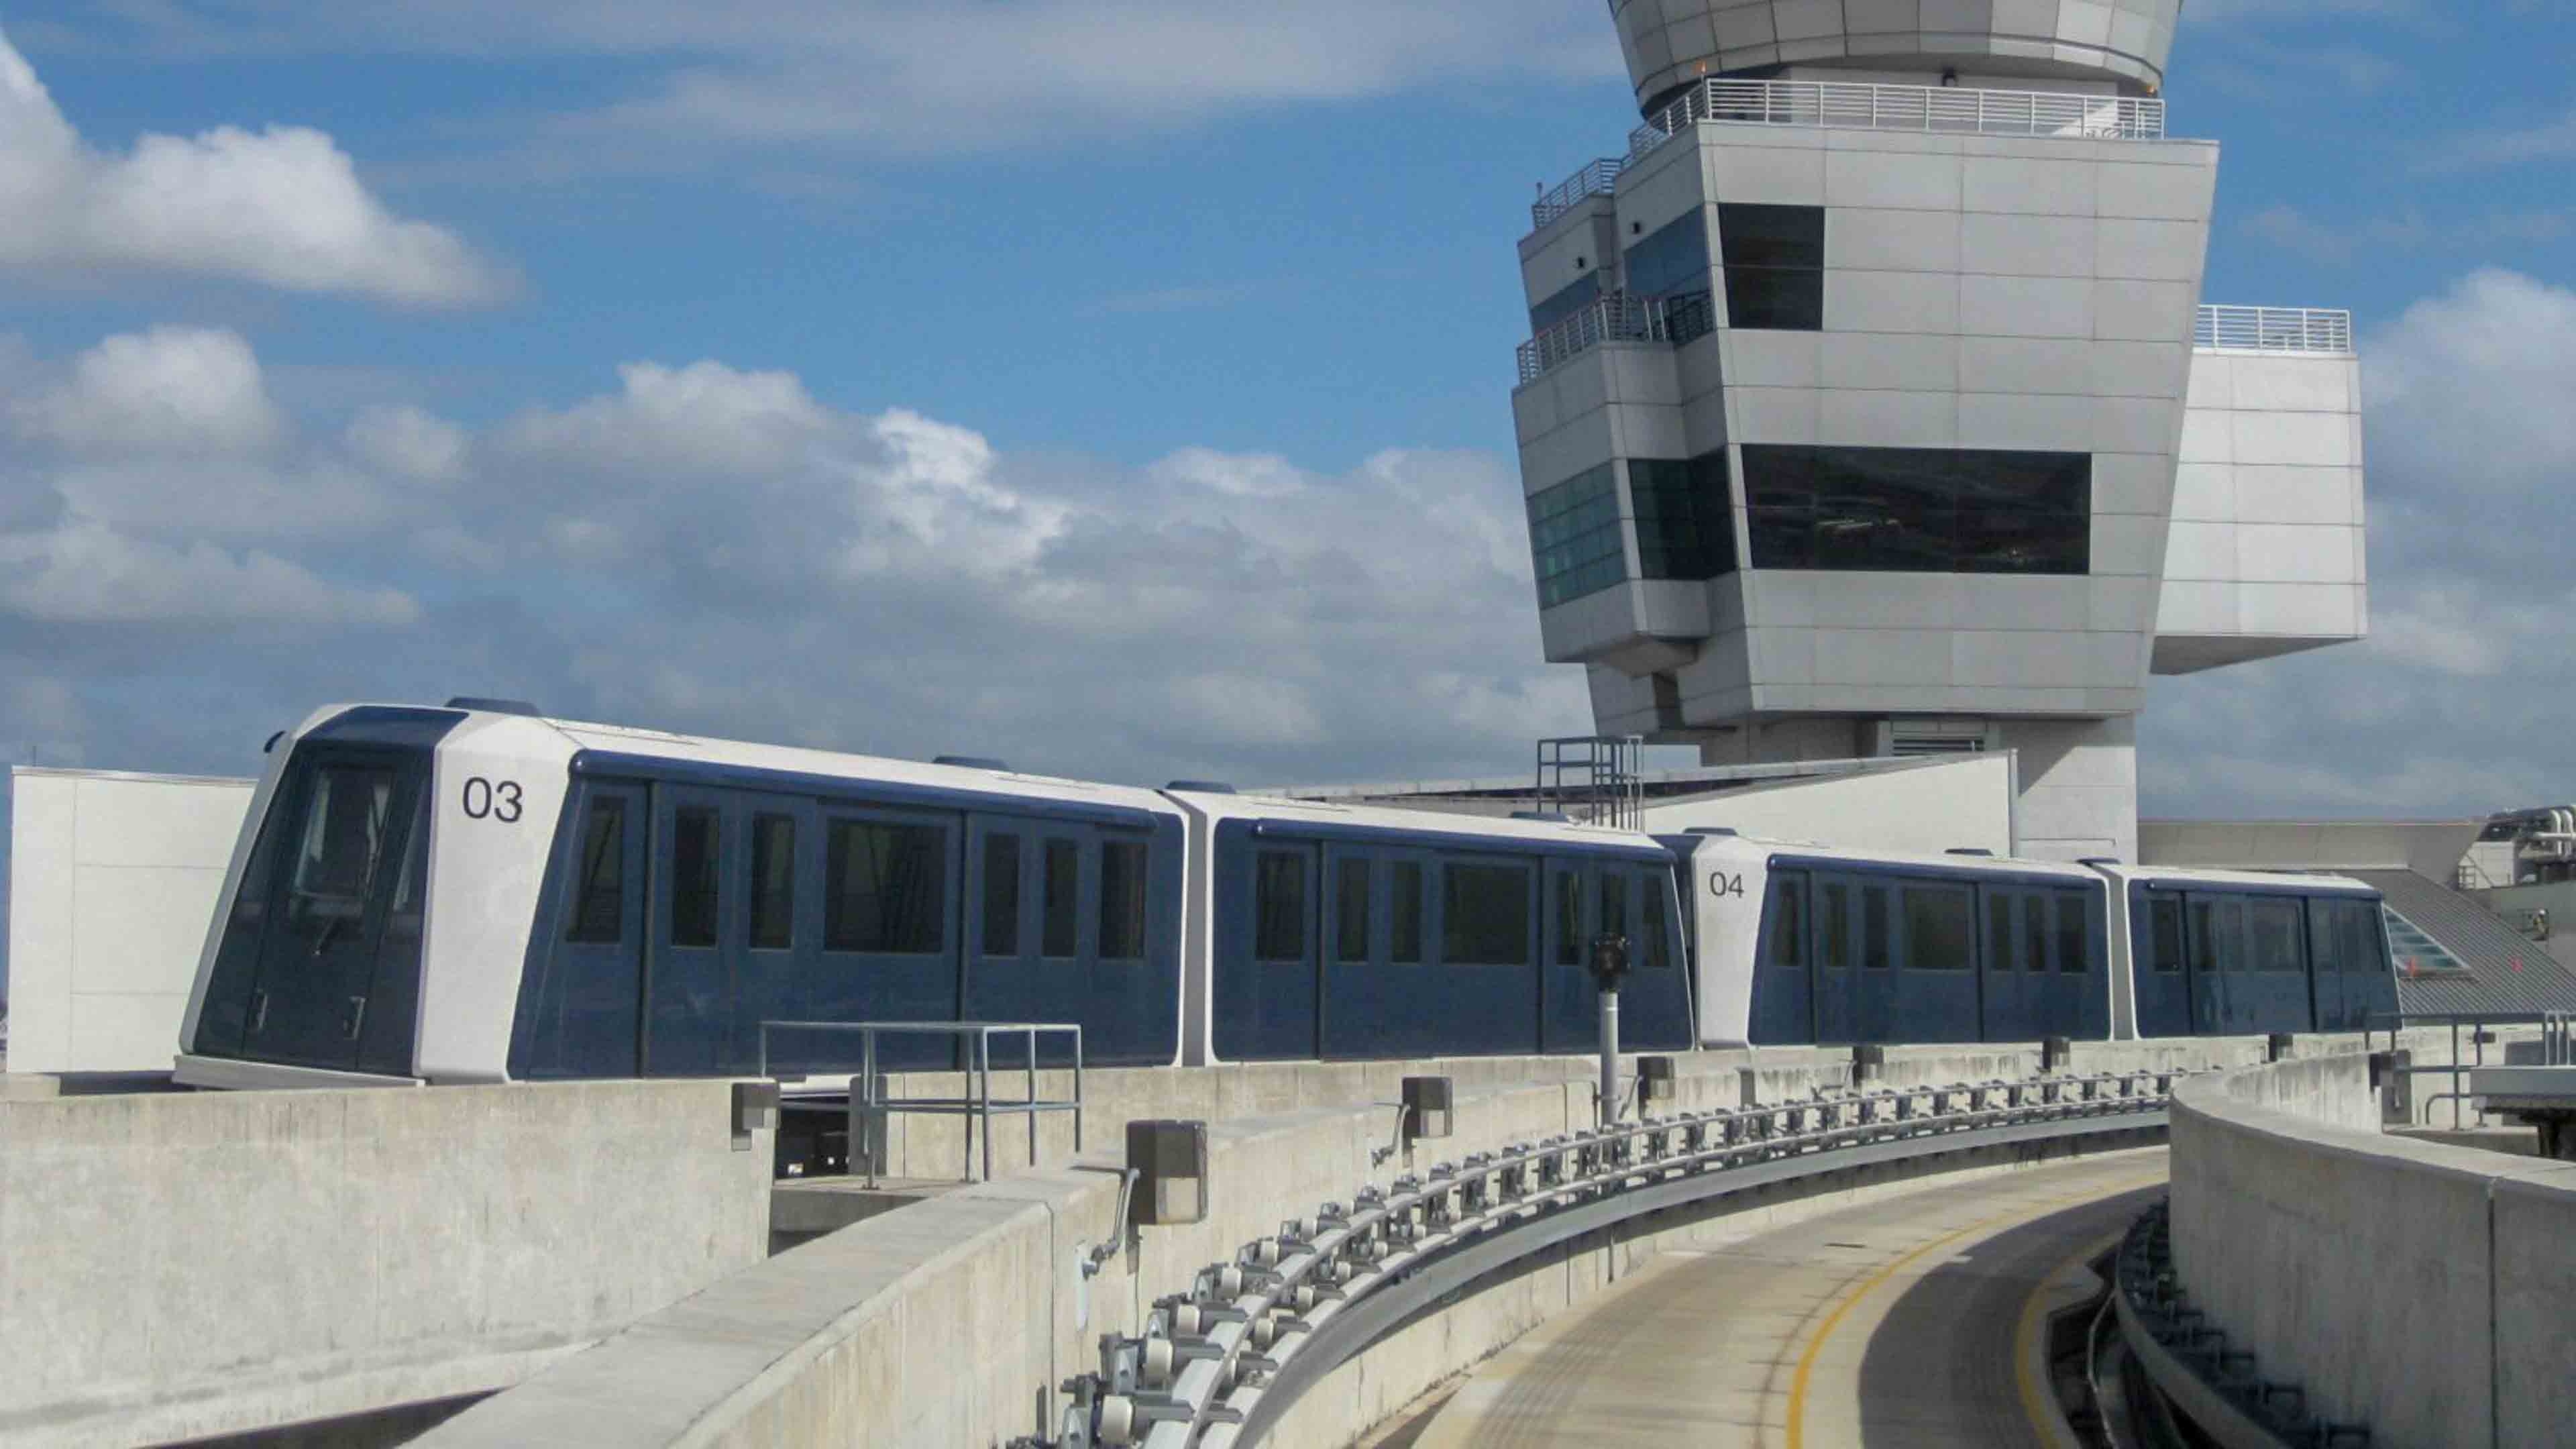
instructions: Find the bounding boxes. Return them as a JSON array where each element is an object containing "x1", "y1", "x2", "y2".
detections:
[
  {"x1": 1214, "y1": 838, "x2": 1320, "y2": 1059},
  {"x1": 2061, "y1": 890, "x2": 2110, "y2": 1039},
  {"x1": 2186, "y1": 894, "x2": 2244, "y2": 1032},
  {"x1": 237, "y1": 747, "x2": 433, "y2": 1071},
  {"x1": 1540, "y1": 859, "x2": 1599, "y2": 1054},
  {"x1": 964, "y1": 813, "x2": 1091, "y2": 1062},
  {"x1": 1980, "y1": 887, "x2": 2033, "y2": 1042},
  {"x1": 2243, "y1": 894, "x2": 2314, "y2": 1033},
  {"x1": 513, "y1": 782, "x2": 648, "y2": 1077},
  {"x1": 1892, "y1": 879, "x2": 1980, "y2": 1042},
  {"x1": 2306, "y1": 898, "x2": 2347, "y2": 1031},
  {"x1": 1320, "y1": 844, "x2": 1393, "y2": 1058},
  {"x1": 2131, "y1": 890, "x2": 2193, "y2": 1037},
  {"x1": 1854, "y1": 877, "x2": 1898, "y2": 1042},
  {"x1": 1746, "y1": 869, "x2": 1811, "y2": 1043},
  {"x1": 644, "y1": 784, "x2": 737, "y2": 1075}
]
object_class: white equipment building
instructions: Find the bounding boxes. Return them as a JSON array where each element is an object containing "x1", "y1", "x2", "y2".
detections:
[{"x1": 1511, "y1": 0, "x2": 2365, "y2": 864}]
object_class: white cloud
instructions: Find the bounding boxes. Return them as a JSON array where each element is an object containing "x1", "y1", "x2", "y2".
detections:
[
  {"x1": 345, "y1": 404, "x2": 468, "y2": 482},
  {"x1": 2366, "y1": 269, "x2": 2576, "y2": 508},
  {"x1": 502, "y1": 359, "x2": 828, "y2": 474},
  {"x1": 0, "y1": 26, "x2": 508, "y2": 305},
  {"x1": 0, "y1": 521, "x2": 418, "y2": 626},
  {"x1": 11, "y1": 327, "x2": 283, "y2": 454}
]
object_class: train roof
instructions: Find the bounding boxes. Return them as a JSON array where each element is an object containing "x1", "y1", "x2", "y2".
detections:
[
  {"x1": 2091, "y1": 861, "x2": 2382, "y2": 896},
  {"x1": 1665, "y1": 830, "x2": 2102, "y2": 881},
  {"x1": 1166, "y1": 787, "x2": 1673, "y2": 859},
  {"x1": 302, "y1": 702, "x2": 1185, "y2": 816}
]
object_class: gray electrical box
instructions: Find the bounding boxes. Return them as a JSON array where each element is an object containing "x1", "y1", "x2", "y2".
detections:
[
  {"x1": 1401, "y1": 1076, "x2": 1454, "y2": 1140},
  {"x1": 1638, "y1": 1055, "x2": 1677, "y2": 1104},
  {"x1": 1127, "y1": 1119, "x2": 1210, "y2": 1225},
  {"x1": 731, "y1": 1080, "x2": 779, "y2": 1151},
  {"x1": 2372, "y1": 1050, "x2": 2413, "y2": 1125}
]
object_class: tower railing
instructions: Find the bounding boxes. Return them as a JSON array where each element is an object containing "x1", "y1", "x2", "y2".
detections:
[
  {"x1": 1516, "y1": 289, "x2": 1714, "y2": 384},
  {"x1": 1628, "y1": 77, "x2": 2167, "y2": 160},
  {"x1": 2193, "y1": 305, "x2": 2354, "y2": 354},
  {"x1": 1532, "y1": 157, "x2": 1625, "y2": 229}
]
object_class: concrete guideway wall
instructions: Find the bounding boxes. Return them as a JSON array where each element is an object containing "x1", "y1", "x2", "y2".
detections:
[
  {"x1": 427, "y1": 1038, "x2": 2261, "y2": 1449},
  {"x1": 2168, "y1": 1049, "x2": 2576, "y2": 1448},
  {"x1": 0, "y1": 1079, "x2": 772, "y2": 1448}
]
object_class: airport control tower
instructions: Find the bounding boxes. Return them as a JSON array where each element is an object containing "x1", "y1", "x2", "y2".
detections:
[{"x1": 1512, "y1": 1, "x2": 2366, "y2": 863}]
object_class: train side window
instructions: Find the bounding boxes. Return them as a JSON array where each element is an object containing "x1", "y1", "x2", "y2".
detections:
[
  {"x1": 2218, "y1": 898, "x2": 2248, "y2": 971},
  {"x1": 1443, "y1": 862, "x2": 1532, "y2": 967},
  {"x1": 2305, "y1": 897, "x2": 2340, "y2": 977},
  {"x1": 2189, "y1": 897, "x2": 2241, "y2": 975},
  {"x1": 2022, "y1": 895, "x2": 2048, "y2": 972},
  {"x1": 1984, "y1": 894, "x2": 2012, "y2": 973},
  {"x1": 1099, "y1": 839, "x2": 1148, "y2": 961},
  {"x1": 1599, "y1": 872, "x2": 1630, "y2": 944},
  {"x1": 568, "y1": 797, "x2": 628, "y2": 944},
  {"x1": 2148, "y1": 897, "x2": 2185, "y2": 973},
  {"x1": 982, "y1": 834, "x2": 1022, "y2": 956},
  {"x1": 1553, "y1": 871, "x2": 1584, "y2": 966},
  {"x1": 1042, "y1": 839, "x2": 1079, "y2": 959},
  {"x1": 1336, "y1": 857, "x2": 1372, "y2": 964},
  {"x1": 386, "y1": 780, "x2": 431, "y2": 945},
  {"x1": 1642, "y1": 876, "x2": 1671, "y2": 967},
  {"x1": 671, "y1": 806, "x2": 720, "y2": 949},
  {"x1": 747, "y1": 812, "x2": 795, "y2": 950},
  {"x1": 1862, "y1": 884, "x2": 1891, "y2": 969},
  {"x1": 824, "y1": 818, "x2": 947, "y2": 953},
  {"x1": 1391, "y1": 861, "x2": 1424, "y2": 963},
  {"x1": 2054, "y1": 892, "x2": 2088, "y2": 972},
  {"x1": 2249, "y1": 897, "x2": 2303, "y2": 972},
  {"x1": 2343, "y1": 902, "x2": 2387, "y2": 973},
  {"x1": 1817, "y1": 880, "x2": 1849, "y2": 970},
  {"x1": 1902, "y1": 885, "x2": 1972, "y2": 970},
  {"x1": 1767, "y1": 876, "x2": 1807, "y2": 969},
  {"x1": 1254, "y1": 851, "x2": 1306, "y2": 961}
]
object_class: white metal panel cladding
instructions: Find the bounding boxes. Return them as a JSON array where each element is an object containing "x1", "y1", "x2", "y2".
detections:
[{"x1": 1609, "y1": 0, "x2": 2185, "y2": 106}]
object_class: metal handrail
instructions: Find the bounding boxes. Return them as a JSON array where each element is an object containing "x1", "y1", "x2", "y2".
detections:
[
  {"x1": 1054, "y1": 1069, "x2": 2180, "y2": 1448},
  {"x1": 1532, "y1": 157, "x2": 1623, "y2": 229},
  {"x1": 2361, "y1": 1012, "x2": 2571, "y2": 1130},
  {"x1": 1515, "y1": 288, "x2": 1714, "y2": 384},
  {"x1": 1628, "y1": 77, "x2": 2167, "y2": 160},
  {"x1": 758, "y1": 1019, "x2": 1083, "y2": 1184},
  {"x1": 2195, "y1": 305, "x2": 2354, "y2": 354}
]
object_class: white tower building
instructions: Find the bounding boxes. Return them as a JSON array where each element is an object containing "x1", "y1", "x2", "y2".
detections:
[{"x1": 1513, "y1": 0, "x2": 2366, "y2": 862}]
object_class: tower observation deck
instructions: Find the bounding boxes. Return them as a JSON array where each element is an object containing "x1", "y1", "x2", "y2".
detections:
[{"x1": 1513, "y1": 0, "x2": 2363, "y2": 863}]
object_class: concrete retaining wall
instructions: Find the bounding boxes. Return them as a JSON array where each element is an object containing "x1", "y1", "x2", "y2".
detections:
[
  {"x1": 425, "y1": 1040, "x2": 2235, "y2": 1449},
  {"x1": 2169, "y1": 1051, "x2": 2576, "y2": 1448},
  {"x1": 0, "y1": 1079, "x2": 772, "y2": 1448}
]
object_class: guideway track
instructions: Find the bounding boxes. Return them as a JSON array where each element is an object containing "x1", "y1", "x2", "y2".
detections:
[{"x1": 1413, "y1": 1150, "x2": 2166, "y2": 1447}]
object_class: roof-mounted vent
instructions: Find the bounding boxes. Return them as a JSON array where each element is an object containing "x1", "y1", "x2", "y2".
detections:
[
  {"x1": 933, "y1": 755, "x2": 1010, "y2": 771},
  {"x1": 445, "y1": 696, "x2": 539, "y2": 716},
  {"x1": 1511, "y1": 810, "x2": 1573, "y2": 823},
  {"x1": 1946, "y1": 847, "x2": 1994, "y2": 857},
  {"x1": 1686, "y1": 826, "x2": 1739, "y2": 837},
  {"x1": 1166, "y1": 780, "x2": 1237, "y2": 794}
]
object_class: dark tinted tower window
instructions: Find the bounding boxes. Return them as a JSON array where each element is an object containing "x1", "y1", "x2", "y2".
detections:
[
  {"x1": 1255, "y1": 851, "x2": 1306, "y2": 961},
  {"x1": 1741, "y1": 445, "x2": 2089, "y2": 576},
  {"x1": 1717, "y1": 203, "x2": 1823, "y2": 330},
  {"x1": 671, "y1": 807, "x2": 720, "y2": 948},
  {"x1": 568, "y1": 796, "x2": 627, "y2": 944},
  {"x1": 1527, "y1": 463, "x2": 1624, "y2": 608},
  {"x1": 1099, "y1": 839, "x2": 1148, "y2": 961},
  {"x1": 1042, "y1": 839, "x2": 1079, "y2": 958},
  {"x1": 1624, "y1": 210, "x2": 1711, "y2": 301},
  {"x1": 748, "y1": 813, "x2": 794, "y2": 949},
  {"x1": 824, "y1": 819, "x2": 945, "y2": 953},
  {"x1": 982, "y1": 834, "x2": 1020, "y2": 956}
]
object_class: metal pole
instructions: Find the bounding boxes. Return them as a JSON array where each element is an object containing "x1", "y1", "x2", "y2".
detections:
[{"x1": 1599, "y1": 985, "x2": 1621, "y2": 1128}]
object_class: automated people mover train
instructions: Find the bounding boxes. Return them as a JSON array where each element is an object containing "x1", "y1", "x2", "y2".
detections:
[{"x1": 172, "y1": 700, "x2": 2400, "y2": 1089}]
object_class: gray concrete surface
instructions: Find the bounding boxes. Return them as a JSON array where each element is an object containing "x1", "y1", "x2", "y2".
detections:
[
  {"x1": 0, "y1": 1079, "x2": 773, "y2": 1448},
  {"x1": 1405, "y1": 1151, "x2": 2163, "y2": 1447},
  {"x1": 2169, "y1": 1049, "x2": 2576, "y2": 1448}
]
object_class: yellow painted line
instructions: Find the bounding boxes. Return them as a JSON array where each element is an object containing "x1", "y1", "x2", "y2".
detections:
[
  {"x1": 2012, "y1": 1230, "x2": 2126, "y2": 1449},
  {"x1": 1784, "y1": 1181, "x2": 2157, "y2": 1449}
]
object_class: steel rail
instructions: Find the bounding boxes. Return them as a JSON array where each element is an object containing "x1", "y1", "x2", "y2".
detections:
[{"x1": 1029, "y1": 1070, "x2": 2186, "y2": 1448}]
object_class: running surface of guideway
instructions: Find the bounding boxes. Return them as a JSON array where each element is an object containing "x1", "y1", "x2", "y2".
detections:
[{"x1": 1407, "y1": 1150, "x2": 2167, "y2": 1448}]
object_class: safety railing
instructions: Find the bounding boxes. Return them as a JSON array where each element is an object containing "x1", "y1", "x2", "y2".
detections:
[
  {"x1": 1628, "y1": 77, "x2": 2166, "y2": 160},
  {"x1": 2362, "y1": 1012, "x2": 2569, "y2": 1130},
  {"x1": 758, "y1": 1019, "x2": 1083, "y2": 1183},
  {"x1": 2195, "y1": 305, "x2": 2354, "y2": 354},
  {"x1": 1020, "y1": 1069, "x2": 2179, "y2": 1448},
  {"x1": 1532, "y1": 157, "x2": 1624, "y2": 229},
  {"x1": 1515, "y1": 288, "x2": 1714, "y2": 384}
]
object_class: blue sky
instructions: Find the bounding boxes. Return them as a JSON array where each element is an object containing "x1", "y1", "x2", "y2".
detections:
[{"x1": 2, "y1": 1, "x2": 2575, "y2": 991}]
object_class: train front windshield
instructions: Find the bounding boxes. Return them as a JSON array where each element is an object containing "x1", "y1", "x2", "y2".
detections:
[{"x1": 191, "y1": 708, "x2": 458, "y2": 1074}]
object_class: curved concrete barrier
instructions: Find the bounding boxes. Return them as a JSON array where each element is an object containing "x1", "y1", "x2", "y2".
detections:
[{"x1": 2169, "y1": 1053, "x2": 2576, "y2": 1448}]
